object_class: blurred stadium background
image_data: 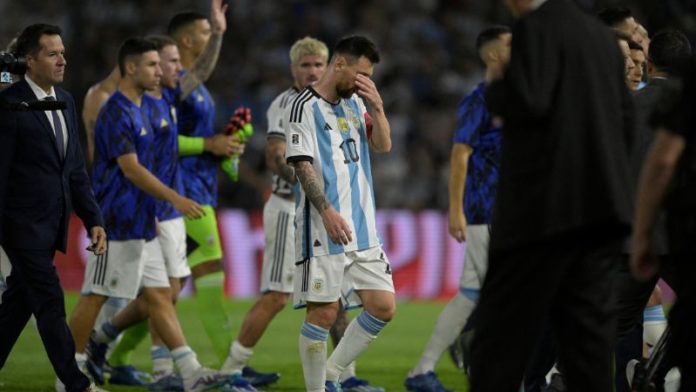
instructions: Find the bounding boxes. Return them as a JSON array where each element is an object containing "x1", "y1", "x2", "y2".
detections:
[{"x1": 2, "y1": 0, "x2": 693, "y2": 210}]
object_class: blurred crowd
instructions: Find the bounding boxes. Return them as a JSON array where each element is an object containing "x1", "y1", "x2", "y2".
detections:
[{"x1": 1, "y1": 0, "x2": 695, "y2": 210}]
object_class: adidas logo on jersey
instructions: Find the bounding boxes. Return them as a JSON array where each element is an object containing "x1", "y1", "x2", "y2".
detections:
[
  {"x1": 197, "y1": 93, "x2": 204, "y2": 102},
  {"x1": 323, "y1": 123, "x2": 332, "y2": 131},
  {"x1": 313, "y1": 239, "x2": 322, "y2": 247},
  {"x1": 160, "y1": 118, "x2": 169, "y2": 128},
  {"x1": 139, "y1": 127, "x2": 148, "y2": 136}
]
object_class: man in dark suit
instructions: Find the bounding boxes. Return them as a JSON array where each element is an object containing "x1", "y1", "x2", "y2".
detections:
[
  {"x1": 0, "y1": 24, "x2": 107, "y2": 392},
  {"x1": 631, "y1": 54, "x2": 696, "y2": 391},
  {"x1": 468, "y1": 1, "x2": 634, "y2": 391}
]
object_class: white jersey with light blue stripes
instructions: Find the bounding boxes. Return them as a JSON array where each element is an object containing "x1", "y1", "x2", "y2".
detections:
[{"x1": 285, "y1": 86, "x2": 380, "y2": 260}]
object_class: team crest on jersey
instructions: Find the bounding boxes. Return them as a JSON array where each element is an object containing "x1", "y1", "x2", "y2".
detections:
[
  {"x1": 160, "y1": 118, "x2": 169, "y2": 128},
  {"x1": 350, "y1": 115, "x2": 360, "y2": 130},
  {"x1": 205, "y1": 235, "x2": 215, "y2": 246},
  {"x1": 311, "y1": 278, "x2": 324, "y2": 293},
  {"x1": 337, "y1": 117, "x2": 350, "y2": 133},
  {"x1": 139, "y1": 127, "x2": 148, "y2": 136}
]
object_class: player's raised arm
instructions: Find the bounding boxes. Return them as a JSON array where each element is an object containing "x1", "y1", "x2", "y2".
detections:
[
  {"x1": 179, "y1": 0, "x2": 227, "y2": 99},
  {"x1": 355, "y1": 73, "x2": 391, "y2": 153}
]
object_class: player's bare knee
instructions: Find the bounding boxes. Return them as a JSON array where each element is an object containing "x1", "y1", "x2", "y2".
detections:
[
  {"x1": 306, "y1": 302, "x2": 340, "y2": 329},
  {"x1": 360, "y1": 291, "x2": 397, "y2": 322},
  {"x1": 143, "y1": 287, "x2": 174, "y2": 307},
  {"x1": 261, "y1": 291, "x2": 289, "y2": 314}
]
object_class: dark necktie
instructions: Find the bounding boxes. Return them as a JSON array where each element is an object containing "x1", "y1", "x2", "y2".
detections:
[{"x1": 44, "y1": 96, "x2": 65, "y2": 159}]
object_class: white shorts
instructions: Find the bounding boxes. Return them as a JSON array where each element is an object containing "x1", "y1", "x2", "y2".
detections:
[
  {"x1": 81, "y1": 239, "x2": 170, "y2": 299},
  {"x1": 294, "y1": 245, "x2": 395, "y2": 309},
  {"x1": 459, "y1": 224, "x2": 491, "y2": 301},
  {"x1": 158, "y1": 218, "x2": 191, "y2": 279},
  {"x1": 260, "y1": 194, "x2": 295, "y2": 293}
]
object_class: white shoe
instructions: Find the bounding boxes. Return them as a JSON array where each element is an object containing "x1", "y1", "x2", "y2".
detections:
[{"x1": 184, "y1": 367, "x2": 226, "y2": 392}]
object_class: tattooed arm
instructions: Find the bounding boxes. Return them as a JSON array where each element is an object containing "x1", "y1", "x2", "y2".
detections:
[
  {"x1": 266, "y1": 138, "x2": 296, "y2": 184},
  {"x1": 180, "y1": 0, "x2": 227, "y2": 99},
  {"x1": 293, "y1": 160, "x2": 352, "y2": 244}
]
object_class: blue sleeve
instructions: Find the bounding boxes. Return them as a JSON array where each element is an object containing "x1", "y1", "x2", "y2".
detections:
[
  {"x1": 452, "y1": 95, "x2": 485, "y2": 145},
  {"x1": 163, "y1": 85, "x2": 181, "y2": 105},
  {"x1": 100, "y1": 107, "x2": 136, "y2": 160}
]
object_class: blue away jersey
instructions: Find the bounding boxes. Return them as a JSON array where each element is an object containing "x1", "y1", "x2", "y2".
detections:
[
  {"x1": 452, "y1": 82, "x2": 502, "y2": 225},
  {"x1": 92, "y1": 91, "x2": 157, "y2": 241},
  {"x1": 176, "y1": 76, "x2": 218, "y2": 207},
  {"x1": 143, "y1": 89, "x2": 183, "y2": 221}
]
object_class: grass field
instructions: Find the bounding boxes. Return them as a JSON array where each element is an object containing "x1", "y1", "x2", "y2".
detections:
[{"x1": 0, "y1": 295, "x2": 468, "y2": 391}]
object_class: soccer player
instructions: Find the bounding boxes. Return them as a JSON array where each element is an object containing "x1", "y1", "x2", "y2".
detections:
[
  {"x1": 67, "y1": 38, "x2": 223, "y2": 392},
  {"x1": 219, "y1": 36, "x2": 383, "y2": 391},
  {"x1": 81, "y1": 0, "x2": 237, "y2": 383},
  {"x1": 285, "y1": 35, "x2": 395, "y2": 392},
  {"x1": 404, "y1": 26, "x2": 510, "y2": 392},
  {"x1": 82, "y1": 66, "x2": 120, "y2": 166},
  {"x1": 167, "y1": 9, "x2": 252, "y2": 371}
]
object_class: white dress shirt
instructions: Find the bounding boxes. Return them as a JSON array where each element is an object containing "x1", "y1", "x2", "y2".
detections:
[{"x1": 24, "y1": 75, "x2": 68, "y2": 155}]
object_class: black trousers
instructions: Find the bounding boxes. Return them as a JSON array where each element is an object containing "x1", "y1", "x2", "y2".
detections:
[
  {"x1": 469, "y1": 233, "x2": 620, "y2": 392},
  {"x1": 0, "y1": 247, "x2": 89, "y2": 392}
]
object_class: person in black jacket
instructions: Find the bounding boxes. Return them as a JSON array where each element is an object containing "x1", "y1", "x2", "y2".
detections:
[
  {"x1": 468, "y1": 0, "x2": 633, "y2": 391},
  {"x1": 0, "y1": 24, "x2": 106, "y2": 392}
]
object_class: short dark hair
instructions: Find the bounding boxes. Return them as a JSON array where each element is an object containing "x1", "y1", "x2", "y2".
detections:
[
  {"x1": 649, "y1": 29, "x2": 692, "y2": 74},
  {"x1": 628, "y1": 40, "x2": 643, "y2": 52},
  {"x1": 117, "y1": 37, "x2": 158, "y2": 77},
  {"x1": 476, "y1": 25, "x2": 511, "y2": 52},
  {"x1": 332, "y1": 35, "x2": 380, "y2": 64},
  {"x1": 597, "y1": 6, "x2": 633, "y2": 27},
  {"x1": 15, "y1": 24, "x2": 62, "y2": 58},
  {"x1": 146, "y1": 34, "x2": 178, "y2": 52},
  {"x1": 167, "y1": 11, "x2": 207, "y2": 37}
]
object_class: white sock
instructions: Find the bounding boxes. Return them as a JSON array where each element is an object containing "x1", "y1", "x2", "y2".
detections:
[
  {"x1": 171, "y1": 346, "x2": 201, "y2": 380},
  {"x1": 221, "y1": 340, "x2": 253, "y2": 374},
  {"x1": 643, "y1": 305, "x2": 667, "y2": 346},
  {"x1": 326, "y1": 311, "x2": 388, "y2": 382},
  {"x1": 299, "y1": 321, "x2": 329, "y2": 392},
  {"x1": 411, "y1": 292, "x2": 475, "y2": 376},
  {"x1": 340, "y1": 361, "x2": 356, "y2": 380},
  {"x1": 94, "y1": 298, "x2": 128, "y2": 350},
  {"x1": 151, "y1": 346, "x2": 174, "y2": 380}
]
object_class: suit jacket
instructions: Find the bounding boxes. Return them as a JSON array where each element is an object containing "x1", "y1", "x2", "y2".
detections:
[
  {"x1": 629, "y1": 78, "x2": 671, "y2": 254},
  {"x1": 0, "y1": 79, "x2": 103, "y2": 252},
  {"x1": 486, "y1": 0, "x2": 633, "y2": 251}
]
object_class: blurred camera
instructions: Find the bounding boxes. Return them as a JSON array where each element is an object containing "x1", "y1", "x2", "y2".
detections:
[{"x1": 1, "y1": 51, "x2": 26, "y2": 83}]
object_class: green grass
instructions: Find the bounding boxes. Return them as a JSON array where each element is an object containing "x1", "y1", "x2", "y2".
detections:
[{"x1": 0, "y1": 295, "x2": 469, "y2": 391}]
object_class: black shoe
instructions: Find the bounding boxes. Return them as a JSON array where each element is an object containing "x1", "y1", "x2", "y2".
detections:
[{"x1": 242, "y1": 366, "x2": 280, "y2": 387}]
